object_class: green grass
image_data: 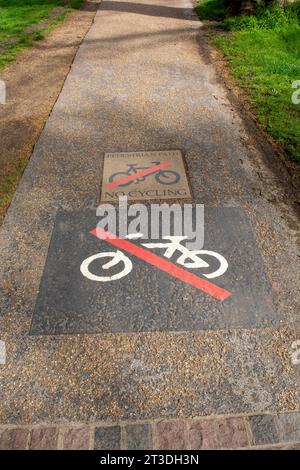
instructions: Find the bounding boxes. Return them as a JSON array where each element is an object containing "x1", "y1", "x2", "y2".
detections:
[
  {"x1": 0, "y1": 0, "x2": 85, "y2": 222},
  {"x1": 0, "y1": 0, "x2": 84, "y2": 68},
  {"x1": 196, "y1": 1, "x2": 300, "y2": 161},
  {"x1": 195, "y1": 0, "x2": 226, "y2": 20}
]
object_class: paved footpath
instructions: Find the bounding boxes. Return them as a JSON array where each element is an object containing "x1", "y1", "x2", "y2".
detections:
[{"x1": 0, "y1": 0, "x2": 300, "y2": 449}]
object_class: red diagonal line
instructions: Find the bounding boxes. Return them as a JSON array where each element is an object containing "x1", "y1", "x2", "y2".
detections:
[
  {"x1": 106, "y1": 161, "x2": 172, "y2": 189},
  {"x1": 90, "y1": 227, "x2": 232, "y2": 302}
]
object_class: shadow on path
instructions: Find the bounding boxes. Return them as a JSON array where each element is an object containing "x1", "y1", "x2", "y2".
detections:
[{"x1": 101, "y1": 1, "x2": 198, "y2": 20}]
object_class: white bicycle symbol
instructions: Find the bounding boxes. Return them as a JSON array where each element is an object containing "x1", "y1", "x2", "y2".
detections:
[{"x1": 80, "y1": 234, "x2": 228, "y2": 282}]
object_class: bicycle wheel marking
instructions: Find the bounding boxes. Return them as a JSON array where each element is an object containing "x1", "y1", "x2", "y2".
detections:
[
  {"x1": 80, "y1": 251, "x2": 133, "y2": 282},
  {"x1": 90, "y1": 227, "x2": 232, "y2": 301},
  {"x1": 106, "y1": 161, "x2": 172, "y2": 189},
  {"x1": 101, "y1": 150, "x2": 192, "y2": 202}
]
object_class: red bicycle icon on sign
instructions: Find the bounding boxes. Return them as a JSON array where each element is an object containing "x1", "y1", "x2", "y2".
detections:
[
  {"x1": 80, "y1": 230, "x2": 232, "y2": 302},
  {"x1": 108, "y1": 161, "x2": 180, "y2": 188}
]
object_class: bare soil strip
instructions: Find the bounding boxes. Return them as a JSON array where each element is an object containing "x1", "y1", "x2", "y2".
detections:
[{"x1": 0, "y1": 0, "x2": 100, "y2": 223}]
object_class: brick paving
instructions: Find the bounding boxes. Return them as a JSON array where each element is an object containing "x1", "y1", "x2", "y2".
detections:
[
  {"x1": 247, "y1": 415, "x2": 280, "y2": 446},
  {"x1": 29, "y1": 427, "x2": 59, "y2": 450},
  {"x1": 0, "y1": 412, "x2": 299, "y2": 450},
  {"x1": 94, "y1": 426, "x2": 121, "y2": 451},
  {"x1": 62, "y1": 427, "x2": 92, "y2": 450}
]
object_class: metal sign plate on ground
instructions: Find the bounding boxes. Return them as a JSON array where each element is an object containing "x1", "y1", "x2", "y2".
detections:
[
  {"x1": 100, "y1": 150, "x2": 192, "y2": 202},
  {"x1": 30, "y1": 208, "x2": 279, "y2": 335}
]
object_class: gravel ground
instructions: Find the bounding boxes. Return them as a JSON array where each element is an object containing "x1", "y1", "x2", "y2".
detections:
[{"x1": 0, "y1": 0, "x2": 299, "y2": 424}]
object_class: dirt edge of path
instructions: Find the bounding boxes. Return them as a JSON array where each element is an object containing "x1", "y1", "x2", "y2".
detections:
[
  {"x1": 0, "y1": 0, "x2": 100, "y2": 224},
  {"x1": 197, "y1": 24, "x2": 300, "y2": 205}
]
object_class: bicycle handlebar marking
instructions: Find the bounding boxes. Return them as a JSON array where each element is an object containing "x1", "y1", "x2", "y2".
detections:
[
  {"x1": 106, "y1": 161, "x2": 172, "y2": 189},
  {"x1": 89, "y1": 228, "x2": 232, "y2": 302}
]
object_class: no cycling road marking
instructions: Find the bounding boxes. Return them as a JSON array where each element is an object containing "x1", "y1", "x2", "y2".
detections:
[
  {"x1": 106, "y1": 161, "x2": 173, "y2": 189},
  {"x1": 89, "y1": 227, "x2": 232, "y2": 302},
  {"x1": 31, "y1": 208, "x2": 277, "y2": 335},
  {"x1": 101, "y1": 150, "x2": 191, "y2": 202}
]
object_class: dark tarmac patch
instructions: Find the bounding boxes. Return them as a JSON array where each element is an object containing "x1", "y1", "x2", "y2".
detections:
[{"x1": 30, "y1": 207, "x2": 279, "y2": 335}]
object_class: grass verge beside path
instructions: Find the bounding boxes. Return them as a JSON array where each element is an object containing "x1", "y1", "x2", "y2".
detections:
[
  {"x1": 0, "y1": 0, "x2": 84, "y2": 68},
  {"x1": 0, "y1": 0, "x2": 91, "y2": 224},
  {"x1": 196, "y1": 1, "x2": 300, "y2": 162}
]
